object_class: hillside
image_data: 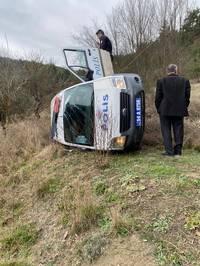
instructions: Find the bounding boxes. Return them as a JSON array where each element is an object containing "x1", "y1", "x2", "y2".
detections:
[{"x1": 0, "y1": 82, "x2": 200, "y2": 266}]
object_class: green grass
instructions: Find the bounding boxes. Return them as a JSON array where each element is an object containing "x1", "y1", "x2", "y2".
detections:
[
  {"x1": 32, "y1": 159, "x2": 46, "y2": 169},
  {"x1": 98, "y1": 216, "x2": 112, "y2": 233},
  {"x1": 37, "y1": 177, "x2": 62, "y2": 198},
  {"x1": 105, "y1": 192, "x2": 119, "y2": 202},
  {"x1": 1, "y1": 148, "x2": 200, "y2": 265},
  {"x1": 0, "y1": 223, "x2": 40, "y2": 254},
  {"x1": 93, "y1": 180, "x2": 107, "y2": 195}
]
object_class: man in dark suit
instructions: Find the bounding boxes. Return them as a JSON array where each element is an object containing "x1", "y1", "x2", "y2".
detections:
[
  {"x1": 96, "y1": 29, "x2": 114, "y2": 61},
  {"x1": 155, "y1": 64, "x2": 191, "y2": 156}
]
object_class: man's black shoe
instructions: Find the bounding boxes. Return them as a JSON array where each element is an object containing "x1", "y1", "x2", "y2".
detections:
[{"x1": 161, "y1": 152, "x2": 175, "y2": 157}]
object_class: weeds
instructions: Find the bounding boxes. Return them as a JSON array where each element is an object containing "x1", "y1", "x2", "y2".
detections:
[
  {"x1": 144, "y1": 165, "x2": 181, "y2": 178},
  {"x1": 194, "y1": 145, "x2": 200, "y2": 152},
  {"x1": 106, "y1": 191, "x2": 119, "y2": 202},
  {"x1": 0, "y1": 198, "x2": 6, "y2": 208},
  {"x1": 98, "y1": 217, "x2": 112, "y2": 233},
  {"x1": 153, "y1": 219, "x2": 169, "y2": 233},
  {"x1": 111, "y1": 214, "x2": 130, "y2": 237},
  {"x1": 184, "y1": 212, "x2": 200, "y2": 231},
  {"x1": 93, "y1": 180, "x2": 107, "y2": 195},
  {"x1": 155, "y1": 244, "x2": 167, "y2": 265},
  {"x1": 109, "y1": 207, "x2": 131, "y2": 237}
]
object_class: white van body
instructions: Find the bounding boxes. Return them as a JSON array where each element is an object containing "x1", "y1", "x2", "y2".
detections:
[{"x1": 51, "y1": 47, "x2": 145, "y2": 151}]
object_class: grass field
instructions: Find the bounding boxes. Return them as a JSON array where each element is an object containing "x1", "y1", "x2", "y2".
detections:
[
  {"x1": 0, "y1": 82, "x2": 200, "y2": 266},
  {"x1": 0, "y1": 145, "x2": 200, "y2": 266}
]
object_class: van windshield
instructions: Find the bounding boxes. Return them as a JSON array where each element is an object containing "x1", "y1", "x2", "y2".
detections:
[{"x1": 63, "y1": 83, "x2": 94, "y2": 146}]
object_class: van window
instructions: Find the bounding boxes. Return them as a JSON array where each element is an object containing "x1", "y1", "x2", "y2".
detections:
[{"x1": 63, "y1": 50, "x2": 91, "y2": 81}]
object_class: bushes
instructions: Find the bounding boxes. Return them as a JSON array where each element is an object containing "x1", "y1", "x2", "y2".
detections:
[{"x1": 83, "y1": 234, "x2": 108, "y2": 262}]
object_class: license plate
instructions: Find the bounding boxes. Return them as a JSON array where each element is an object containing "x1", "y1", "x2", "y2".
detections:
[{"x1": 136, "y1": 98, "x2": 141, "y2": 126}]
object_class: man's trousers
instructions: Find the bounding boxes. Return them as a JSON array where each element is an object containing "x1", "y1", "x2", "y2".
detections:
[{"x1": 159, "y1": 115, "x2": 184, "y2": 155}]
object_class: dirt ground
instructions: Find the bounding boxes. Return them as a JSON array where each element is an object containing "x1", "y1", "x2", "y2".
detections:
[{"x1": 82, "y1": 235, "x2": 157, "y2": 266}]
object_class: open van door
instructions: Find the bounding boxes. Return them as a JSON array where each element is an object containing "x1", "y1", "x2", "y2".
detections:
[{"x1": 63, "y1": 47, "x2": 114, "y2": 82}]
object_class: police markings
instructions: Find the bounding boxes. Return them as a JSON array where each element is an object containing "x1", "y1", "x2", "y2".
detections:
[
  {"x1": 103, "y1": 94, "x2": 108, "y2": 130},
  {"x1": 92, "y1": 56, "x2": 101, "y2": 76},
  {"x1": 96, "y1": 94, "x2": 109, "y2": 131}
]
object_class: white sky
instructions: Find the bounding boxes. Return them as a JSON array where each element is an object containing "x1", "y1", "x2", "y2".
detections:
[
  {"x1": 0, "y1": 0, "x2": 200, "y2": 67},
  {"x1": 0, "y1": 0, "x2": 120, "y2": 66}
]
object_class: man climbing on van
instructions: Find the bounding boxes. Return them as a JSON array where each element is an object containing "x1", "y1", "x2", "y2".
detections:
[{"x1": 96, "y1": 29, "x2": 114, "y2": 61}]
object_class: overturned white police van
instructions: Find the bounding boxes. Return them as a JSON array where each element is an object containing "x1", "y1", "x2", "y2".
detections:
[{"x1": 51, "y1": 47, "x2": 145, "y2": 151}]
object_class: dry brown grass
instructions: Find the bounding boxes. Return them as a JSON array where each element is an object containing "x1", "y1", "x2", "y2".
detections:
[
  {"x1": 62, "y1": 181, "x2": 104, "y2": 235},
  {"x1": 143, "y1": 82, "x2": 200, "y2": 149},
  {"x1": 0, "y1": 114, "x2": 51, "y2": 175}
]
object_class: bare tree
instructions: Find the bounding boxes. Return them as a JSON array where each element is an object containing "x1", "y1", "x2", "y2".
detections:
[
  {"x1": 0, "y1": 46, "x2": 30, "y2": 127},
  {"x1": 70, "y1": 17, "x2": 104, "y2": 48},
  {"x1": 105, "y1": 5, "x2": 121, "y2": 56},
  {"x1": 154, "y1": 0, "x2": 196, "y2": 32},
  {"x1": 0, "y1": 46, "x2": 72, "y2": 127},
  {"x1": 24, "y1": 51, "x2": 70, "y2": 120},
  {"x1": 71, "y1": 0, "x2": 195, "y2": 56},
  {"x1": 71, "y1": 0, "x2": 157, "y2": 54}
]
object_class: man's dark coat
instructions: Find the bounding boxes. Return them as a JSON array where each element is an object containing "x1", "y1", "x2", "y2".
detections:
[
  {"x1": 155, "y1": 74, "x2": 190, "y2": 117},
  {"x1": 100, "y1": 35, "x2": 112, "y2": 55}
]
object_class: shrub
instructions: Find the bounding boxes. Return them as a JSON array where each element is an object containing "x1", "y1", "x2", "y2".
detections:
[{"x1": 83, "y1": 234, "x2": 108, "y2": 262}]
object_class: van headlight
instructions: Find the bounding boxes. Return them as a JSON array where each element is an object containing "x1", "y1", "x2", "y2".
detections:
[
  {"x1": 111, "y1": 136, "x2": 126, "y2": 148},
  {"x1": 110, "y1": 78, "x2": 126, "y2": 89}
]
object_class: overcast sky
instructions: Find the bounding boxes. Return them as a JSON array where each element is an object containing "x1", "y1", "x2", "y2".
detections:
[
  {"x1": 0, "y1": 0, "x2": 200, "y2": 67},
  {"x1": 0, "y1": 0, "x2": 120, "y2": 66}
]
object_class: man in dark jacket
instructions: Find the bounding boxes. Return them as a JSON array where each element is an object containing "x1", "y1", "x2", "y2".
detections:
[
  {"x1": 155, "y1": 64, "x2": 190, "y2": 156},
  {"x1": 96, "y1": 29, "x2": 113, "y2": 61}
]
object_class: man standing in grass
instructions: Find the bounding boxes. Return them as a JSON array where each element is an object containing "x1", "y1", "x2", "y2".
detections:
[{"x1": 155, "y1": 64, "x2": 191, "y2": 156}]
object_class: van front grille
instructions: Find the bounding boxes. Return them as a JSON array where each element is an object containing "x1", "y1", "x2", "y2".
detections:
[{"x1": 120, "y1": 92, "x2": 130, "y2": 133}]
